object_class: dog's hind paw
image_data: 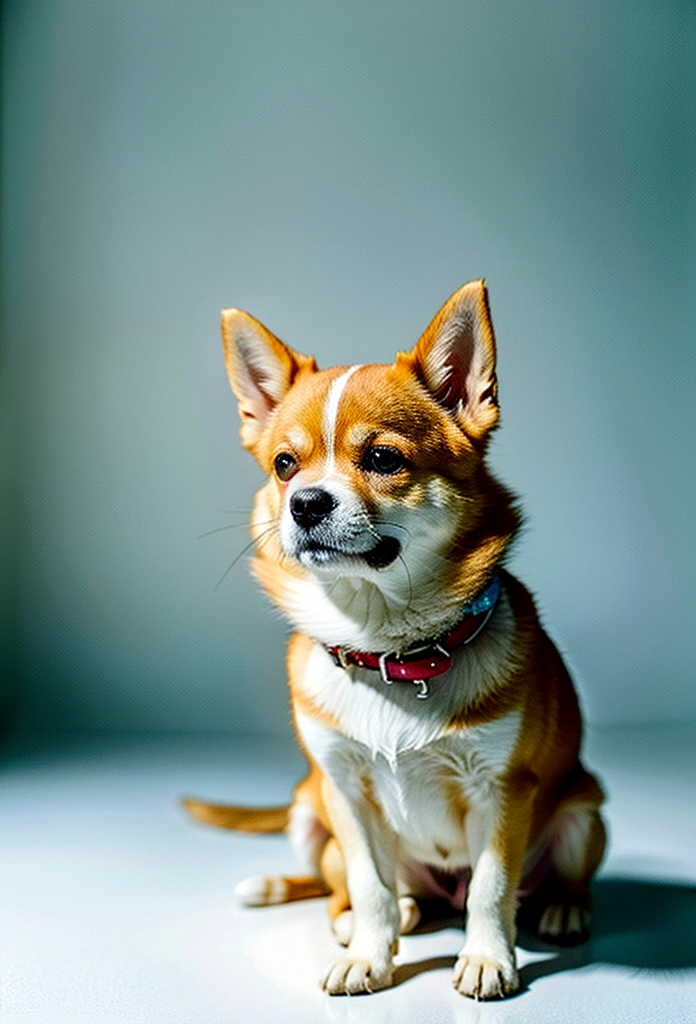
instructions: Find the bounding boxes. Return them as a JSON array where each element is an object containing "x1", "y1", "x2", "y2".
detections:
[
  {"x1": 321, "y1": 956, "x2": 393, "y2": 995},
  {"x1": 235, "y1": 872, "x2": 328, "y2": 906},
  {"x1": 538, "y1": 902, "x2": 590, "y2": 943},
  {"x1": 234, "y1": 874, "x2": 288, "y2": 906},
  {"x1": 452, "y1": 954, "x2": 518, "y2": 1000},
  {"x1": 331, "y1": 897, "x2": 421, "y2": 947},
  {"x1": 397, "y1": 895, "x2": 421, "y2": 934},
  {"x1": 331, "y1": 911, "x2": 353, "y2": 946}
]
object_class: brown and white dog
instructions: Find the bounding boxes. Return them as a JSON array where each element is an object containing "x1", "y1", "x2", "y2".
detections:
[{"x1": 184, "y1": 280, "x2": 606, "y2": 1000}]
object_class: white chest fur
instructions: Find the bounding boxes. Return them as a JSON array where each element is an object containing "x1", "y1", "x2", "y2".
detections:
[
  {"x1": 295, "y1": 592, "x2": 517, "y2": 762},
  {"x1": 293, "y1": 592, "x2": 521, "y2": 870},
  {"x1": 296, "y1": 705, "x2": 521, "y2": 871}
]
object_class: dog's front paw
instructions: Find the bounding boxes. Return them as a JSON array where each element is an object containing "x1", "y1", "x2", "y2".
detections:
[
  {"x1": 321, "y1": 955, "x2": 393, "y2": 995},
  {"x1": 452, "y1": 953, "x2": 518, "y2": 1000}
]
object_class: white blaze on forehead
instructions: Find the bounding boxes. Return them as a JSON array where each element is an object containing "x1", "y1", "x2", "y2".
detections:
[{"x1": 322, "y1": 365, "x2": 362, "y2": 476}]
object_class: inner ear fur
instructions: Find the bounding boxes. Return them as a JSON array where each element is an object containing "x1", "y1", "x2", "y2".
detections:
[
  {"x1": 402, "y1": 279, "x2": 499, "y2": 441},
  {"x1": 221, "y1": 308, "x2": 317, "y2": 451}
]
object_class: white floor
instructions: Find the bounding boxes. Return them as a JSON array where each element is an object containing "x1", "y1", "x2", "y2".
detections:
[{"x1": 2, "y1": 726, "x2": 695, "y2": 1024}]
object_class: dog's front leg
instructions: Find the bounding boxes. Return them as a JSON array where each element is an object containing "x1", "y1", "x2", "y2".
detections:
[
  {"x1": 453, "y1": 770, "x2": 537, "y2": 1000},
  {"x1": 320, "y1": 775, "x2": 400, "y2": 995}
]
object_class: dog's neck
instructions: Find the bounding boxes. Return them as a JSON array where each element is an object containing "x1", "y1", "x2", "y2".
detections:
[{"x1": 256, "y1": 558, "x2": 499, "y2": 653}]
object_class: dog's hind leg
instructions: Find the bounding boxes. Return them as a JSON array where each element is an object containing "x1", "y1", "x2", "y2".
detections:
[
  {"x1": 235, "y1": 873, "x2": 329, "y2": 905},
  {"x1": 326, "y1": 841, "x2": 422, "y2": 946},
  {"x1": 235, "y1": 798, "x2": 331, "y2": 906},
  {"x1": 322, "y1": 837, "x2": 352, "y2": 942},
  {"x1": 331, "y1": 897, "x2": 423, "y2": 947},
  {"x1": 534, "y1": 771, "x2": 607, "y2": 943}
]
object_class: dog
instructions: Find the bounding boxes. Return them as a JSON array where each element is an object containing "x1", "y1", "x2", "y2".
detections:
[{"x1": 184, "y1": 279, "x2": 606, "y2": 1000}]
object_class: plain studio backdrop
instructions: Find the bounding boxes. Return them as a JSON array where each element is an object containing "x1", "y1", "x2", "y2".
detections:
[
  {"x1": 2, "y1": 7, "x2": 696, "y2": 1024},
  {"x1": 1, "y1": 0, "x2": 694, "y2": 737}
]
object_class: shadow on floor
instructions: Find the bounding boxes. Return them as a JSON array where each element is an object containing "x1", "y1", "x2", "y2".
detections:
[
  {"x1": 518, "y1": 876, "x2": 696, "y2": 989},
  {"x1": 392, "y1": 876, "x2": 696, "y2": 991}
]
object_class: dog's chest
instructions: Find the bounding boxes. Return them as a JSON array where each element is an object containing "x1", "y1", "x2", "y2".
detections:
[
  {"x1": 298, "y1": 633, "x2": 515, "y2": 765},
  {"x1": 297, "y1": 708, "x2": 521, "y2": 869}
]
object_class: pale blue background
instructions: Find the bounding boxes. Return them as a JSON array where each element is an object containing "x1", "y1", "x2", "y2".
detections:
[{"x1": 2, "y1": 0, "x2": 694, "y2": 733}]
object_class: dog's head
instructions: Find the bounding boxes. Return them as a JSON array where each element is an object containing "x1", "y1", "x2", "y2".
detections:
[{"x1": 221, "y1": 281, "x2": 520, "y2": 647}]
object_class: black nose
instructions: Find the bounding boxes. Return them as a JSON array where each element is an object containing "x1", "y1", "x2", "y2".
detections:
[{"x1": 290, "y1": 488, "x2": 337, "y2": 530}]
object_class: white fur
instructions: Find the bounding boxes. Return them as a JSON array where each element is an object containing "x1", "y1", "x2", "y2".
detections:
[
  {"x1": 278, "y1": 523, "x2": 509, "y2": 652},
  {"x1": 294, "y1": 593, "x2": 523, "y2": 998},
  {"x1": 296, "y1": 703, "x2": 521, "y2": 870},
  {"x1": 455, "y1": 815, "x2": 519, "y2": 996},
  {"x1": 287, "y1": 800, "x2": 329, "y2": 875},
  {"x1": 320, "y1": 365, "x2": 362, "y2": 479},
  {"x1": 461, "y1": 849, "x2": 515, "y2": 956},
  {"x1": 539, "y1": 902, "x2": 589, "y2": 937},
  {"x1": 286, "y1": 425, "x2": 311, "y2": 452},
  {"x1": 320, "y1": 766, "x2": 401, "y2": 995},
  {"x1": 295, "y1": 593, "x2": 517, "y2": 764},
  {"x1": 427, "y1": 312, "x2": 475, "y2": 393},
  {"x1": 299, "y1": 652, "x2": 523, "y2": 998},
  {"x1": 332, "y1": 896, "x2": 421, "y2": 946},
  {"x1": 235, "y1": 873, "x2": 289, "y2": 906},
  {"x1": 235, "y1": 322, "x2": 287, "y2": 403}
]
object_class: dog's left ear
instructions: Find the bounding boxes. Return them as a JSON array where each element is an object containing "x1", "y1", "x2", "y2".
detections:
[{"x1": 406, "y1": 279, "x2": 499, "y2": 441}]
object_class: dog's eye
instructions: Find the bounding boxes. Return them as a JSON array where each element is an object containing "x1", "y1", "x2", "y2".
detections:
[
  {"x1": 274, "y1": 452, "x2": 298, "y2": 481},
  {"x1": 362, "y1": 446, "x2": 405, "y2": 475}
]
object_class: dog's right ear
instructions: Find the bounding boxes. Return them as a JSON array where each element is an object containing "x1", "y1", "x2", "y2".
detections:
[{"x1": 221, "y1": 309, "x2": 317, "y2": 451}]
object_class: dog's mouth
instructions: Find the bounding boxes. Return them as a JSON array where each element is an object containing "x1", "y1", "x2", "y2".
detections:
[
  {"x1": 362, "y1": 535, "x2": 401, "y2": 568},
  {"x1": 300, "y1": 535, "x2": 401, "y2": 570}
]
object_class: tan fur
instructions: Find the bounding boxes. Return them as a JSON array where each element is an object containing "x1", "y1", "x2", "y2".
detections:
[
  {"x1": 182, "y1": 798, "x2": 289, "y2": 832},
  {"x1": 188, "y1": 280, "x2": 606, "y2": 1000}
]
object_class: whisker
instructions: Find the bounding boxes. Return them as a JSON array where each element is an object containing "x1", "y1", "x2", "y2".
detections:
[
  {"x1": 198, "y1": 523, "x2": 249, "y2": 539},
  {"x1": 373, "y1": 520, "x2": 412, "y2": 542},
  {"x1": 360, "y1": 517, "x2": 417, "y2": 612},
  {"x1": 373, "y1": 518, "x2": 449, "y2": 569},
  {"x1": 376, "y1": 518, "x2": 475, "y2": 563},
  {"x1": 396, "y1": 551, "x2": 414, "y2": 613},
  {"x1": 199, "y1": 518, "x2": 277, "y2": 540},
  {"x1": 214, "y1": 524, "x2": 278, "y2": 591},
  {"x1": 325, "y1": 574, "x2": 344, "y2": 600},
  {"x1": 254, "y1": 526, "x2": 280, "y2": 559}
]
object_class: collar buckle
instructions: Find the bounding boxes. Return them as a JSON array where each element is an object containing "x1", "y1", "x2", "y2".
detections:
[{"x1": 331, "y1": 645, "x2": 350, "y2": 670}]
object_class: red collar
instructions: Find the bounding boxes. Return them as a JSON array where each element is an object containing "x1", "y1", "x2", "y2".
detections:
[{"x1": 327, "y1": 576, "x2": 501, "y2": 699}]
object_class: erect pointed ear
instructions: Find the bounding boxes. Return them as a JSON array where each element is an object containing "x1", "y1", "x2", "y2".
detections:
[
  {"x1": 406, "y1": 279, "x2": 499, "y2": 441},
  {"x1": 221, "y1": 309, "x2": 317, "y2": 451}
]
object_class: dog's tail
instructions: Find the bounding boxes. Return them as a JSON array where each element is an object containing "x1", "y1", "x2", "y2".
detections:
[{"x1": 181, "y1": 797, "x2": 290, "y2": 833}]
